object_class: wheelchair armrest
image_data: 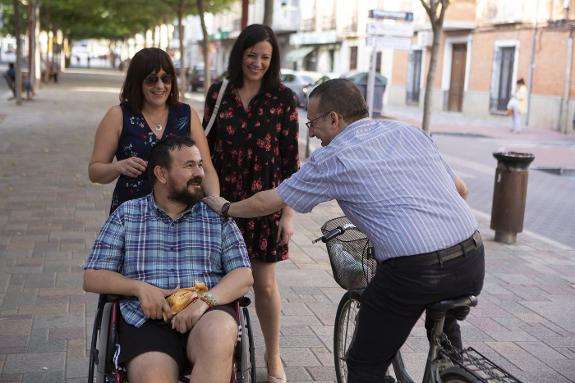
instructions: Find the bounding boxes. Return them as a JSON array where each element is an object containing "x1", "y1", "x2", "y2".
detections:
[{"x1": 98, "y1": 294, "x2": 135, "y2": 305}]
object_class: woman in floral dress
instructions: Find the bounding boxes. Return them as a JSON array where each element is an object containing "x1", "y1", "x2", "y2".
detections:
[
  {"x1": 89, "y1": 48, "x2": 219, "y2": 213},
  {"x1": 203, "y1": 24, "x2": 299, "y2": 383}
]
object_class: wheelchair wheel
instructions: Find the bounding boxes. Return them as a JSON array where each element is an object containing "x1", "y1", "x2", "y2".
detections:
[
  {"x1": 237, "y1": 306, "x2": 256, "y2": 383},
  {"x1": 88, "y1": 300, "x2": 105, "y2": 383},
  {"x1": 88, "y1": 298, "x2": 124, "y2": 383},
  {"x1": 334, "y1": 291, "x2": 362, "y2": 383}
]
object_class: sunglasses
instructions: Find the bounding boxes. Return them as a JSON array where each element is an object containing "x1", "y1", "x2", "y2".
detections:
[{"x1": 143, "y1": 73, "x2": 173, "y2": 85}]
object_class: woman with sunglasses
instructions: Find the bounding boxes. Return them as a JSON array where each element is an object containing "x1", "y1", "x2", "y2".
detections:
[
  {"x1": 89, "y1": 47, "x2": 219, "y2": 213},
  {"x1": 202, "y1": 24, "x2": 298, "y2": 383}
]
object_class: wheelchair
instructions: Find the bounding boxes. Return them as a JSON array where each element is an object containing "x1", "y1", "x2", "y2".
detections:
[{"x1": 88, "y1": 294, "x2": 256, "y2": 383}]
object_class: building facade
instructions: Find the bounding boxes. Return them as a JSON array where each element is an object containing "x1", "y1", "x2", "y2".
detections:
[{"x1": 388, "y1": 0, "x2": 575, "y2": 133}]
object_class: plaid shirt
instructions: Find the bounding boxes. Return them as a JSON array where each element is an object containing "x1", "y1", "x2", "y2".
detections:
[{"x1": 84, "y1": 194, "x2": 251, "y2": 327}]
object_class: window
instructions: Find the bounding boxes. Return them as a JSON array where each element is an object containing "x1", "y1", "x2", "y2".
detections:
[
  {"x1": 349, "y1": 46, "x2": 358, "y2": 71},
  {"x1": 490, "y1": 45, "x2": 516, "y2": 112},
  {"x1": 376, "y1": 51, "x2": 382, "y2": 73}
]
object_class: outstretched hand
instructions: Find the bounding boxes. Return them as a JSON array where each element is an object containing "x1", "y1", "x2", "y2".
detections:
[{"x1": 203, "y1": 195, "x2": 230, "y2": 215}]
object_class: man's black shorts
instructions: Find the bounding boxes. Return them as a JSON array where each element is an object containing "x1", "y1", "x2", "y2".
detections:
[{"x1": 117, "y1": 304, "x2": 237, "y2": 373}]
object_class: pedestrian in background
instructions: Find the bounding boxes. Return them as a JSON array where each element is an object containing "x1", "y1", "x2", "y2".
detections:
[
  {"x1": 89, "y1": 47, "x2": 219, "y2": 213},
  {"x1": 4, "y1": 62, "x2": 34, "y2": 100},
  {"x1": 202, "y1": 24, "x2": 299, "y2": 383},
  {"x1": 508, "y1": 78, "x2": 527, "y2": 134}
]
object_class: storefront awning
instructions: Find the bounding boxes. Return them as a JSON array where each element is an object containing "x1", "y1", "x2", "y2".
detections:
[{"x1": 285, "y1": 47, "x2": 314, "y2": 62}]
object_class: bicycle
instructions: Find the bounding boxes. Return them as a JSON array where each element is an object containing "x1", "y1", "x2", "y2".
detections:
[{"x1": 313, "y1": 216, "x2": 523, "y2": 383}]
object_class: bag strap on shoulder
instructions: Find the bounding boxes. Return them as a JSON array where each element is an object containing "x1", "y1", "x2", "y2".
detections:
[{"x1": 204, "y1": 78, "x2": 229, "y2": 137}]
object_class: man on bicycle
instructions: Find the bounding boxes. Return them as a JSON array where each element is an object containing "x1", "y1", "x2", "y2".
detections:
[
  {"x1": 84, "y1": 136, "x2": 253, "y2": 383},
  {"x1": 204, "y1": 78, "x2": 485, "y2": 383}
]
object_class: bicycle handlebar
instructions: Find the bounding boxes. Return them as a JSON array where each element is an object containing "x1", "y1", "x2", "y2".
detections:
[{"x1": 312, "y1": 223, "x2": 356, "y2": 244}]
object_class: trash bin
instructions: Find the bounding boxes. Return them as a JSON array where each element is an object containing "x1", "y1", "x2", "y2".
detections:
[
  {"x1": 345, "y1": 72, "x2": 387, "y2": 117},
  {"x1": 490, "y1": 151, "x2": 535, "y2": 244}
]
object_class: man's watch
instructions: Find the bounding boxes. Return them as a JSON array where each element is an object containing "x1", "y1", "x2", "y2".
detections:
[{"x1": 221, "y1": 202, "x2": 231, "y2": 218}]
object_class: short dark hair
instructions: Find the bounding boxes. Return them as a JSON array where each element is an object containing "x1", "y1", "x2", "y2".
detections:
[
  {"x1": 517, "y1": 78, "x2": 525, "y2": 85},
  {"x1": 120, "y1": 48, "x2": 179, "y2": 113},
  {"x1": 309, "y1": 79, "x2": 369, "y2": 123},
  {"x1": 227, "y1": 24, "x2": 281, "y2": 91},
  {"x1": 148, "y1": 136, "x2": 197, "y2": 183}
]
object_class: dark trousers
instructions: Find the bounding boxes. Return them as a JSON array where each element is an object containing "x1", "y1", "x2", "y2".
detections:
[{"x1": 346, "y1": 244, "x2": 485, "y2": 383}]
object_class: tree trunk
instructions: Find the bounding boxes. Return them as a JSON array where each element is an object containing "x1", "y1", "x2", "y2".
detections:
[
  {"x1": 177, "y1": 4, "x2": 187, "y2": 98},
  {"x1": 420, "y1": 0, "x2": 449, "y2": 134},
  {"x1": 263, "y1": 0, "x2": 274, "y2": 26},
  {"x1": 108, "y1": 41, "x2": 116, "y2": 69},
  {"x1": 241, "y1": 0, "x2": 249, "y2": 30},
  {"x1": 197, "y1": 0, "x2": 211, "y2": 97},
  {"x1": 421, "y1": 25, "x2": 441, "y2": 133},
  {"x1": 13, "y1": 0, "x2": 22, "y2": 105}
]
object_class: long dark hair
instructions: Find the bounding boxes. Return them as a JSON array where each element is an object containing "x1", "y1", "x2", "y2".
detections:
[
  {"x1": 227, "y1": 24, "x2": 281, "y2": 91},
  {"x1": 120, "y1": 48, "x2": 179, "y2": 113}
]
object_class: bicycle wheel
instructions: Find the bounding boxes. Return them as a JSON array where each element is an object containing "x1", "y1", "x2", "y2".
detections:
[
  {"x1": 439, "y1": 366, "x2": 480, "y2": 383},
  {"x1": 334, "y1": 291, "x2": 362, "y2": 383}
]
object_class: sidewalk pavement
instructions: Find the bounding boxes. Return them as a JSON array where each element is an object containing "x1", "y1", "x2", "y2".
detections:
[
  {"x1": 383, "y1": 104, "x2": 575, "y2": 172},
  {"x1": 0, "y1": 71, "x2": 574, "y2": 382}
]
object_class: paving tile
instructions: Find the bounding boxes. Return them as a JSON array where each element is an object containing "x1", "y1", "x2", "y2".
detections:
[
  {"x1": 3, "y1": 353, "x2": 65, "y2": 374},
  {"x1": 282, "y1": 348, "x2": 321, "y2": 367},
  {"x1": 306, "y1": 366, "x2": 337, "y2": 381},
  {"x1": 21, "y1": 371, "x2": 65, "y2": 383}
]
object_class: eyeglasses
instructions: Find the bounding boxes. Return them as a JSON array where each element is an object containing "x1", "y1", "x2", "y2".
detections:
[
  {"x1": 143, "y1": 73, "x2": 173, "y2": 85},
  {"x1": 305, "y1": 112, "x2": 331, "y2": 129}
]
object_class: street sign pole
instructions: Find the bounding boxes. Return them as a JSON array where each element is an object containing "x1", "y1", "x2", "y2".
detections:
[{"x1": 367, "y1": 48, "x2": 377, "y2": 119}]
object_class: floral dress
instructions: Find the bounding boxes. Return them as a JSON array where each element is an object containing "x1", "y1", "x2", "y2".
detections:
[
  {"x1": 203, "y1": 81, "x2": 299, "y2": 262},
  {"x1": 110, "y1": 102, "x2": 191, "y2": 214}
]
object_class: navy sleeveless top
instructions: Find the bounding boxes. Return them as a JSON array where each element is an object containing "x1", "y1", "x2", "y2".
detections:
[{"x1": 110, "y1": 102, "x2": 191, "y2": 213}]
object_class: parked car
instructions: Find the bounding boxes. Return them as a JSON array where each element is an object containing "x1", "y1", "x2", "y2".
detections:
[
  {"x1": 280, "y1": 69, "x2": 317, "y2": 108},
  {"x1": 307, "y1": 72, "x2": 341, "y2": 98},
  {"x1": 190, "y1": 64, "x2": 217, "y2": 91}
]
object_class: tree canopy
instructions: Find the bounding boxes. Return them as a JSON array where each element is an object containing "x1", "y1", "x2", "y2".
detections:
[{"x1": 2, "y1": 0, "x2": 235, "y2": 41}]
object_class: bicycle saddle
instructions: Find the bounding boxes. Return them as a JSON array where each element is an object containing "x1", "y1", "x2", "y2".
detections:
[{"x1": 426, "y1": 295, "x2": 478, "y2": 321}]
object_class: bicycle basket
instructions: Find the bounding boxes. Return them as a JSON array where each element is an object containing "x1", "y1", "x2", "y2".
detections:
[{"x1": 321, "y1": 216, "x2": 377, "y2": 290}]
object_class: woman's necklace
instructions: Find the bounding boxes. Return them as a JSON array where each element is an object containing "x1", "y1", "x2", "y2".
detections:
[{"x1": 142, "y1": 109, "x2": 167, "y2": 132}]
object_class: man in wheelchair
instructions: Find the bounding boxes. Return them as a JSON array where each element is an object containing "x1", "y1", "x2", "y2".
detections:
[{"x1": 83, "y1": 136, "x2": 253, "y2": 383}]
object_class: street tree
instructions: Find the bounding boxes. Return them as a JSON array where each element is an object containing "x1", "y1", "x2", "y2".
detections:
[
  {"x1": 263, "y1": 0, "x2": 273, "y2": 26},
  {"x1": 41, "y1": 0, "x2": 165, "y2": 67},
  {"x1": 12, "y1": 0, "x2": 23, "y2": 104},
  {"x1": 160, "y1": 0, "x2": 233, "y2": 97},
  {"x1": 419, "y1": 0, "x2": 449, "y2": 133}
]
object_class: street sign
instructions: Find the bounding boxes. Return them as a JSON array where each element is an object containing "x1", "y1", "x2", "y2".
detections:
[
  {"x1": 366, "y1": 9, "x2": 414, "y2": 119},
  {"x1": 367, "y1": 22, "x2": 414, "y2": 38},
  {"x1": 369, "y1": 9, "x2": 414, "y2": 21},
  {"x1": 367, "y1": 36, "x2": 412, "y2": 50}
]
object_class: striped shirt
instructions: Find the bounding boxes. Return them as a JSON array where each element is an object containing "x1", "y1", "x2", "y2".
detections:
[
  {"x1": 84, "y1": 194, "x2": 251, "y2": 327},
  {"x1": 277, "y1": 118, "x2": 478, "y2": 261}
]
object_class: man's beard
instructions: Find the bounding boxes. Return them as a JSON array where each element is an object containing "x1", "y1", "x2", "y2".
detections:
[{"x1": 168, "y1": 177, "x2": 204, "y2": 206}]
